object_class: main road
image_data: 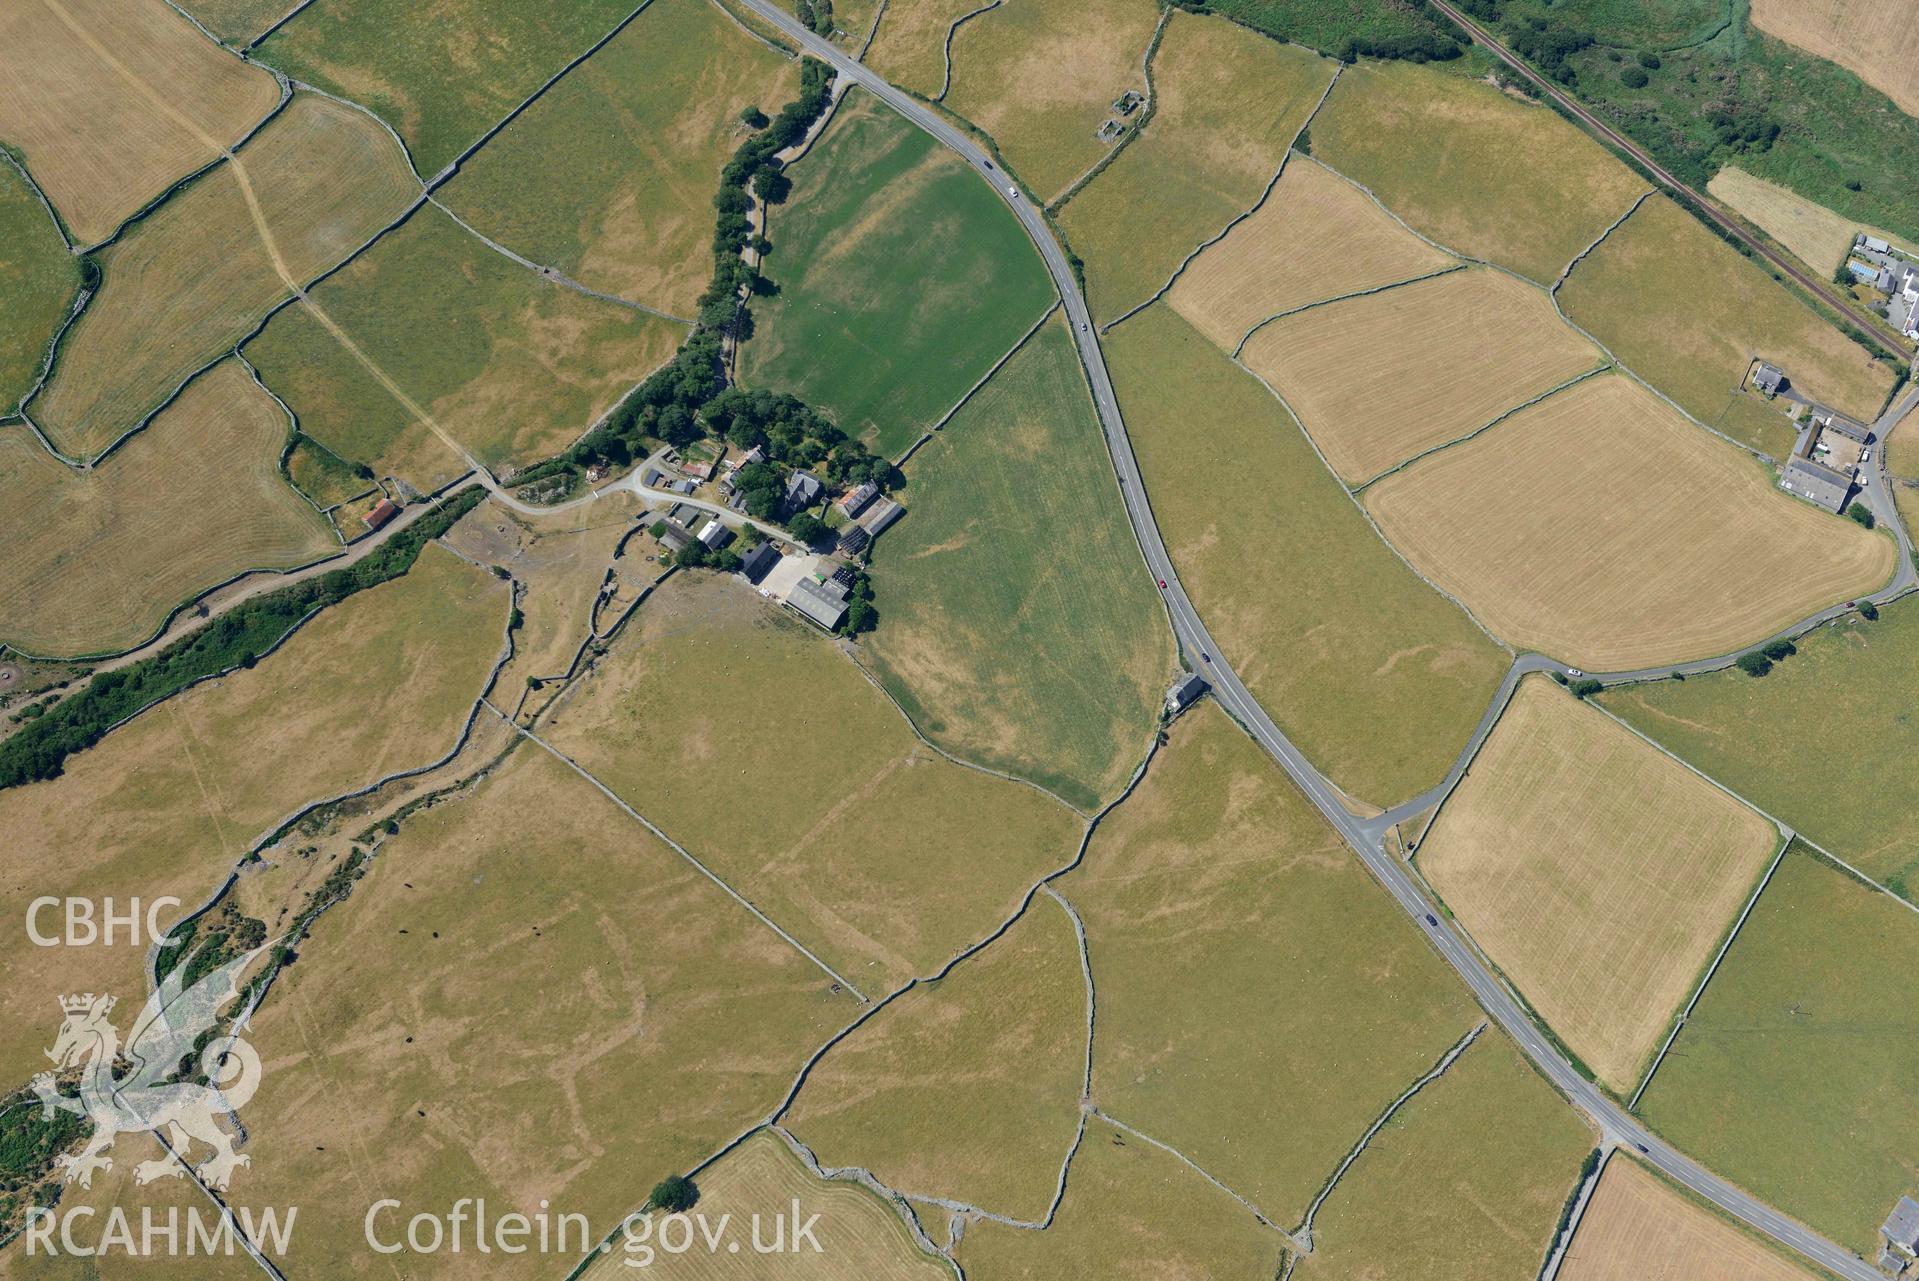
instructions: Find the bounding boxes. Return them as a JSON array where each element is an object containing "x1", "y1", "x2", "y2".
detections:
[{"x1": 735, "y1": 2, "x2": 1885, "y2": 1276}]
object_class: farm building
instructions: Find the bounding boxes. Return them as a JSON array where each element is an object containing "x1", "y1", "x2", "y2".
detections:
[
  {"x1": 1880, "y1": 1196, "x2": 1919, "y2": 1276},
  {"x1": 697, "y1": 519, "x2": 733, "y2": 550},
  {"x1": 362, "y1": 497, "x2": 401, "y2": 531},
  {"x1": 740, "y1": 542, "x2": 781, "y2": 584},
  {"x1": 1752, "y1": 362, "x2": 1785, "y2": 396},
  {"x1": 656, "y1": 522, "x2": 692, "y2": 553},
  {"x1": 837, "y1": 525, "x2": 871, "y2": 555},
  {"x1": 1167, "y1": 672, "x2": 1208, "y2": 712},
  {"x1": 1778, "y1": 410, "x2": 1864, "y2": 513},
  {"x1": 858, "y1": 496, "x2": 904, "y2": 536},
  {"x1": 836, "y1": 481, "x2": 878, "y2": 518},
  {"x1": 786, "y1": 575, "x2": 848, "y2": 630}
]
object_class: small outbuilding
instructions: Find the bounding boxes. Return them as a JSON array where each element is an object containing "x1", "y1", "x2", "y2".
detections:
[
  {"x1": 858, "y1": 497, "x2": 904, "y2": 536},
  {"x1": 362, "y1": 497, "x2": 402, "y2": 531},
  {"x1": 1167, "y1": 672, "x2": 1208, "y2": 713},
  {"x1": 836, "y1": 481, "x2": 878, "y2": 518}
]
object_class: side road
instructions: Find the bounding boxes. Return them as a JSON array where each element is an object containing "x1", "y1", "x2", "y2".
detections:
[{"x1": 732, "y1": 4, "x2": 1894, "y2": 1277}]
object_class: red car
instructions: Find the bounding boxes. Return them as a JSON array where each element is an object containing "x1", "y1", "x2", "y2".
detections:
[{"x1": 1157, "y1": 578, "x2": 1167, "y2": 589}]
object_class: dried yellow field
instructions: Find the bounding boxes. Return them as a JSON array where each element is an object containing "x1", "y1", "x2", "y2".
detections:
[
  {"x1": 0, "y1": 542, "x2": 505, "y2": 1087},
  {"x1": 0, "y1": 361, "x2": 335, "y2": 657},
  {"x1": 1060, "y1": 10, "x2": 1334, "y2": 322},
  {"x1": 1558, "y1": 1159, "x2": 1823, "y2": 1281},
  {"x1": 1751, "y1": 0, "x2": 1919, "y2": 118},
  {"x1": 34, "y1": 92, "x2": 420, "y2": 458},
  {"x1": 1240, "y1": 268, "x2": 1599, "y2": 484},
  {"x1": 0, "y1": 0, "x2": 281, "y2": 245},
  {"x1": 1364, "y1": 374, "x2": 1896, "y2": 669},
  {"x1": 1559, "y1": 195, "x2": 1895, "y2": 430},
  {"x1": 944, "y1": 0, "x2": 1159, "y2": 202},
  {"x1": 865, "y1": 0, "x2": 989, "y2": 99},
  {"x1": 577, "y1": 1131, "x2": 952, "y2": 1281},
  {"x1": 1418, "y1": 678, "x2": 1780, "y2": 1093},
  {"x1": 1311, "y1": 61, "x2": 1647, "y2": 287},
  {"x1": 1708, "y1": 165, "x2": 1907, "y2": 276},
  {"x1": 785, "y1": 896, "x2": 1086, "y2": 1221},
  {"x1": 1166, "y1": 155, "x2": 1454, "y2": 351}
]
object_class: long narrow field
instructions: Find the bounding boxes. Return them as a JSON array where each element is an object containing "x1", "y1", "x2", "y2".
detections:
[
  {"x1": 0, "y1": 0, "x2": 281, "y2": 245},
  {"x1": 1708, "y1": 165, "x2": 1908, "y2": 277},
  {"x1": 1104, "y1": 302, "x2": 1508, "y2": 809},
  {"x1": 942, "y1": 0, "x2": 1159, "y2": 203},
  {"x1": 1363, "y1": 374, "x2": 1895, "y2": 670},
  {"x1": 1600, "y1": 598, "x2": 1919, "y2": 897},
  {"x1": 952, "y1": 1115, "x2": 1289, "y2": 1279},
  {"x1": 576, "y1": 1131, "x2": 953, "y2": 1281},
  {"x1": 1638, "y1": 850, "x2": 1919, "y2": 1257},
  {"x1": 1240, "y1": 268, "x2": 1600, "y2": 484},
  {"x1": 737, "y1": 89, "x2": 1054, "y2": 457},
  {"x1": 1310, "y1": 60, "x2": 1647, "y2": 288},
  {"x1": 229, "y1": 743, "x2": 858, "y2": 1281},
  {"x1": 441, "y1": 0, "x2": 796, "y2": 316},
  {"x1": 1892, "y1": 401, "x2": 1919, "y2": 540},
  {"x1": 1293, "y1": 1032, "x2": 1592, "y2": 1281},
  {"x1": 0, "y1": 161, "x2": 78, "y2": 410},
  {"x1": 244, "y1": 204, "x2": 683, "y2": 489},
  {"x1": 1557, "y1": 1158, "x2": 1827, "y2": 1281},
  {"x1": 863, "y1": 0, "x2": 989, "y2": 100},
  {"x1": 0, "y1": 542, "x2": 505, "y2": 1086},
  {"x1": 1059, "y1": 10, "x2": 1333, "y2": 323},
  {"x1": 863, "y1": 314, "x2": 1170, "y2": 811},
  {"x1": 1749, "y1": 0, "x2": 1919, "y2": 119},
  {"x1": 784, "y1": 896, "x2": 1086, "y2": 1221},
  {"x1": 1416, "y1": 677, "x2": 1781, "y2": 1093},
  {"x1": 1165, "y1": 154, "x2": 1454, "y2": 352},
  {"x1": 1060, "y1": 703, "x2": 1480, "y2": 1221},
  {"x1": 0, "y1": 362, "x2": 335, "y2": 657},
  {"x1": 252, "y1": 0, "x2": 636, "y2": 178},
  {"x1": 1559, "y1": 194, "x2": 1896, "y2": 450},
  {"x1": 540, "y1": 573, "x2": 1083, "y2": 994},
  {"x1": 32, "y1": 93, "x2": 421, "y2": 459}
]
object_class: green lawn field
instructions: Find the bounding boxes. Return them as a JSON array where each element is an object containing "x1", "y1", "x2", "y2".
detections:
[
  {"x1": 244, "y1": 205, "x2": 683, "y2": 490},
  {"x1": 1638, "y1": 849, "x2": 1919, "y2": 1256},
  {"x1": 0, "y1": 158, "x2": 78, "y2": 411},
  {"x1": 440, "y1": 0, "x2": 796, "y2": 316},
  {"x1": 252, "y1": 0, "x2": 635, "y2": 177},
  {"x1": 738, "y1": 88, "x2": 1055, "y2": 457},
  {"x1": 1102, "y1": 302, "x2": 1508, "y2": 810},
  {"x1": 1600, "y1": 600, "x2": 1919, "y2": 897},
  {"x1": 1061, "y1": 702, "x2": 1480, "y2": 1222},
  {"x1": 864, "y1": 312, "x2": 1171, "y2": 811}
]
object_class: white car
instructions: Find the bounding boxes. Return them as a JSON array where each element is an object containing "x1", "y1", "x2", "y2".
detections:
[
  {"x1": 1007, "y1": 185, "x2": 1019, "y2": 199},
  {"x1": 1566, "y1": 668, "x2": 1584, "y2": 678}
]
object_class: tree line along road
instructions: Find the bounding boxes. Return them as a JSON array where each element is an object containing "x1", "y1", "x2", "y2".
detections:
[{"x1": 732, "y1": 2, "x2": 1892, "y2": 1277}]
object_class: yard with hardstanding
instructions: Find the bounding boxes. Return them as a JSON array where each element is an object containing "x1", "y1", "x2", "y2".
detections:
[
  {"x1": 1363, "y1": 373, "x2": 1896, "y2": 669},
  {"x1": 1416, "y1": 677, "x2": 1781, "y2": 1093}
]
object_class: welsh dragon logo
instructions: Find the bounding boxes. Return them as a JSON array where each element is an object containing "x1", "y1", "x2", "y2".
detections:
[{"x1": 31, "y1": 941, "x2": 271, "y2": 1191}]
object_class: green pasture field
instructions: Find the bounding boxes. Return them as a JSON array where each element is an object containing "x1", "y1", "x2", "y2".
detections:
[
  {"x1": 1638, "y1": 849, "x2": 1919, "y2": 1256},
  {"x1": 1310, "y1": 60, "x2": 1647, "y2": 288},
  {"x1": 1061, "y1": 702, "x2": 1479, "y2": 1221},
  {"x1": 177, "y1": 0, "x2": 299, "y2": 44},
  {"x1": 252, "y1": 0, "x2": 635, "y2": 177},
  {"x1": 1497, "y1": 0, "x2": 1726, "y2": 47},
  {"x1": 1559, "y1": 194, "x2": 1893, "y2": 442},
  {"x1": 738, "y1": 89, "x2": 1054, "y2": 457},
  {"x1": 953, "y1": 1115, "x2": 1289, "y2": 1279},
  {"x1": 441, "y1": 0, "x2": 796, "y2": 316},
  {"x1": 285, "y1": 433, "x2": 372, "y2": 508},
  {"x1": 541, "y1": 572, "x2": 1083, "y2": 995},
  {"x1": 1298, "y1": 1031, "x2": 1592, "y2": 1281},
  {"x1": 1102, "y1": 302, "x2": 1508, "y2": 810},
  {"x1": 863, "y1": 314, "x2": 1170, "y2": 811},
  {"x1": 1600, "y1": 599, "x2": 1919, "y2": 897},
  {"x1": 785, "y1": 894, "x2": 1086, "y2": 1221},
  {"x1": 1058, "y1": 10, "x2": 1333, "y2": 323},
  {"x1": 0, "y1": 159, "x2": 77, "y2": 410},
  {"x1": 244, "y1": 205, "x2": 683, "y2": 490}
]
